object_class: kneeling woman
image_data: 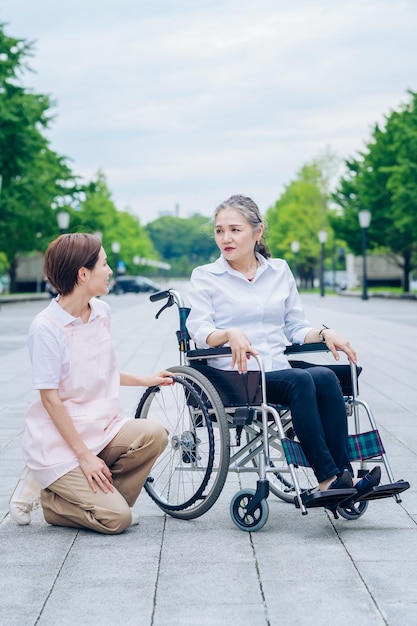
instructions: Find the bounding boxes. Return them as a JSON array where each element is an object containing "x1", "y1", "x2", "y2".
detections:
[{"x1": 10, "y1": 233, "x2": 172, "y2": 534}]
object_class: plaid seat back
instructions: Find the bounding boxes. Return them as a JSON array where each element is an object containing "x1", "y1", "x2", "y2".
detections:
[{"x1": 347, "y1": 430, "x2": 385, "y2": 461}]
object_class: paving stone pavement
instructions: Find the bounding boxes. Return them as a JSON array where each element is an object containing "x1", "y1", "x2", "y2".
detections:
[{"x1": 1, "y1": 286, "x2": 416, "y2": 626}]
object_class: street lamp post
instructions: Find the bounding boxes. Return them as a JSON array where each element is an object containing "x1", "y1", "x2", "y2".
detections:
[
  {"x1": 318, "y1": 230, "x2": 328, "y2": 297},
  {"x1": 111, "y1": 241, "x2": 121, "y2": 276},
  {"x1": 358, "y1": 210, "x2": 372, "y2": 301},
  {"x1": 57, "y1": 210, "x2": 70, "y2": 234},
  {"x1": 291, "y1": 241, "x2": 300, "y2": 285}
]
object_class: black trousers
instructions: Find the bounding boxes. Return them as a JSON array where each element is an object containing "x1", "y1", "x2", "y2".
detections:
[{"x1": 266, "y1": 366, "x2": 352, "y2": 483}]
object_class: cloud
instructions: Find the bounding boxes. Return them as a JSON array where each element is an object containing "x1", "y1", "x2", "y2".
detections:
[{"x1": 1, "y1": 0, "x2": 417, "y2": 221}]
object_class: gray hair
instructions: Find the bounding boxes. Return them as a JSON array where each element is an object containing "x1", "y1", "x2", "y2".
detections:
[{"x1": 214, "y1": 195, "x2": 270, "y2": 258}]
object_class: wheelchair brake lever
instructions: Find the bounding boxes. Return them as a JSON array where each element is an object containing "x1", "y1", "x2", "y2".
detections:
[{"x1": 155, "y1": 297, "x2": 174, "y2": 319}]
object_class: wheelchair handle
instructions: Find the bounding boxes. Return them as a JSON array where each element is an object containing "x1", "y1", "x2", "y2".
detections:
[
  {"x1": 149, "y1": 290, "x2": 173, "y2": 302},
  {"x1": 149, "y1": 289, "x2": 185, "y2": 320}
]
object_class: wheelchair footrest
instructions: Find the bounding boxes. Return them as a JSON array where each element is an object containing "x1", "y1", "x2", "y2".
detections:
[
  {"x1": 355, "y1": 480, "x2": 410, "y2": 502},
  {"x1": 294, "y1": 488, "x2": 357, "y2": 509}
]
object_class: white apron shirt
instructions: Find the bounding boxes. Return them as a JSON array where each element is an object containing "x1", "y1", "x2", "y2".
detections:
[{"x1": 23, "y1": 312, "x2": 128, "y2": 488}]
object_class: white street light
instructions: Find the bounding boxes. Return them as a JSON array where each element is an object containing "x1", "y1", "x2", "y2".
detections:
[
  {"x1": 358, "y1": 210, "x2": 372, "y2": 300},
  {"x1": 318, "y1": 230, "x2": 328, "y2": 245},
  {"x1": 358, "y1": 210, "x2": 372, "y2": 229},
  {"x1": 111, "y1": 241, "x2": 121, "y2": 276},
  {"x1": 291, "y1": 241, "x2": 300, "y2": 284},
  {"x1": 57, "y1": 211, "x2": 70, "y2": 233},
  {"x1": 318, "y1": 230, "x2": 328, "y2": 297}
]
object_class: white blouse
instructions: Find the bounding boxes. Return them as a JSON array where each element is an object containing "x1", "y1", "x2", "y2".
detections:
[{"x1": 186, "y1": 254, "x2": 313, "y2": 372}]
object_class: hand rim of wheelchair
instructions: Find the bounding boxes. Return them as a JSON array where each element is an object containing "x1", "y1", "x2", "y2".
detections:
[{"x1": 135, "y1": 365, "x2": 231, "y2": 519}]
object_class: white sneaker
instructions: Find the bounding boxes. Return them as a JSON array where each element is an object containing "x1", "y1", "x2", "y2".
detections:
[
  {"x1": 9, "y1": 466, "x2": 41, "y2": 525},
  {"x1": 129, "y1": 508, "x2": 140, "y2": 526}
]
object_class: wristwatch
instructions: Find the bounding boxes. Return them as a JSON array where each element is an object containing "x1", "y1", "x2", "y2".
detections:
[{"x1": 318, "y1": 325, "x2": 330, "y2": 342}]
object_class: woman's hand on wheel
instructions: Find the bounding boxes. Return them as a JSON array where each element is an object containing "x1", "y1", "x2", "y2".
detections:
[{"x1": 146, "y1": 371, "x2": 175, "y2": 386}]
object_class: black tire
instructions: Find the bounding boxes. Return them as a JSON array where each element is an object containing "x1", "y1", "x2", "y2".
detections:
[
  {"x1": 230, "y1": 489, "x2": 269, "y2": 532},
  {"x1": 135, "y1": 366, "x2": 230, "y2": 519},
  {"x1": 337, "y1": 499, "x2": 368, "y2": 520}
]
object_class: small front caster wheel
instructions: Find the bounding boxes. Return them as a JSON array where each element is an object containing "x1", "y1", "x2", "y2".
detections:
[
  {"x1": 230, "y1": 489, "x2": 269, "y2": 532},
  {"x1": 337, "y1": 499, "x2": 368, "y2": 520}
]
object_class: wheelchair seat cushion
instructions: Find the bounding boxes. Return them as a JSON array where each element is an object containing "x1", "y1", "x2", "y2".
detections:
[
  {"x1": 289, "y1": 361, "x2": 362, "y2": 396},
  {"x1": 189, "y1": 363, "x2": 262, "y2": 407}
]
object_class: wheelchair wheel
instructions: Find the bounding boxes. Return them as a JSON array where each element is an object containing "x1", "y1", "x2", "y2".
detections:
[
  {"x1": 135, "y1": 365, "x2": 230, "y2": 519},
  {"x1": 337, "y1": 499, "x2": 368, "y2": 520},
  {"x1": 230, "y1": 489, "x2": 269, "y2": 532}
]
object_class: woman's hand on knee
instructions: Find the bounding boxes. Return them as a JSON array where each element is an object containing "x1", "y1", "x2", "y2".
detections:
[
  {"x1": 227, "y1": 329, "x2": 258, "y2": 373},
  {"x1": 322, "y1": 329, "x2": 357, "y2": 364},
  {"x1": 78, "y1": 452, "x2": 114, "y2": 494}
]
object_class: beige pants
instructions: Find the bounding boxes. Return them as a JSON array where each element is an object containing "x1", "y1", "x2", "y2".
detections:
[{"x1": 41, "y1": 420, "x2": 168, "y2": 534}]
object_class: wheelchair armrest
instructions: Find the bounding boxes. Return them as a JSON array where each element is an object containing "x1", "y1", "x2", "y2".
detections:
[
  {"x1": 187, "y1": 347, "x2": 232, "y2": 359},
  {"x1": 284, "y1": 342, "x2": 330, "y2": 355},
  {"x1": 190, "y1": 343, "x2": 331, "y2": 358}
]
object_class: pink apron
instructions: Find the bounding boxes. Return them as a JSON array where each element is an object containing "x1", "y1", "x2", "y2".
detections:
[{"x1": 23, "y1": 313, "x2": 128, "y2": 488}]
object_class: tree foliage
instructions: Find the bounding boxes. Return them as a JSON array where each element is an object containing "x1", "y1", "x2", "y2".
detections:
[
  {"x1": 0, "y1": 23, "x2": 77, "y2": 290},
  {"x1": 69, "y1": 171, "x2": 158, "y2": 275},
  {"x1": 331, "y1": 91, "x2": 417, "y2": 291},
  {"x1": 0, "y1": 23, "x2": 159, "y2": 290},
  {"x1": 146, "y1": 214, "x2": 218, "y2": 276},
  {"x1": 265, "y1": 153, "x2": 342, "y2": 286},
  {"x1": 4, "y1": 19, "x2": 416, "y2": 292}
]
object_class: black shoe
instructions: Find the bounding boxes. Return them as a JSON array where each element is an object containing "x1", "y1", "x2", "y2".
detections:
[
  {"x1": 322, "y1": 470, "x2": 356, "y2": 519},
  {"x1": 355, "y1": 466, "x2": 381, "y2": 497},
  {"x1": 299, "y1": 469, "x2": 356, "y2": 514},
  {"x1": 329, "y1": 469, "x2": 354, "y2": 490}
]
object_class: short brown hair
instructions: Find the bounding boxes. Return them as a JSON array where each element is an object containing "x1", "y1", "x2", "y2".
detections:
[{"x1": 44, "y1": 233, "x2": 102, "y2": 296}]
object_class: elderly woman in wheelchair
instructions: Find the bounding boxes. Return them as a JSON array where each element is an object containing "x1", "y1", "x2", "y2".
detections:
[
  {"x1": 186, "y1": 194, "x2": 381, "y2": 501},
  {"x1": 135, "y1": 194, "x2": 409, "y2": 531},
  {"x1": 185, "y1": 194, "x2": 407, "y2": 521}
]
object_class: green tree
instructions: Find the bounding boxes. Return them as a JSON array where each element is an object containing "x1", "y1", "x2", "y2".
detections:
[
  {"x1": 0, "y1": 23, "x2": 76, "y2": 291},
  {"x1": 266, "y1": 154, "x2": 341, "y2": 287},
  {"x1": 331, "y1": 91, "x2": 417, "y2": 292},
  {"x1": 75, "y1": 171, "x2": 158, "y2": 275},
  {"x1": 146, "y1": 214, "x2": 217, "y2": 276}
]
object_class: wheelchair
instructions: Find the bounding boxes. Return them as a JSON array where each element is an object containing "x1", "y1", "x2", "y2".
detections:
[{"x1": 134, "y1": 288, "x2": 410, "y2": 531}]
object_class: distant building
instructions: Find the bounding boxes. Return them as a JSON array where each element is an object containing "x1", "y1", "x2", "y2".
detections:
[
  {"x1": 15, "y1": 253, "x2": 45, "y2": 292},
  {"x1": 346, "y1": 253, "x2": 403, "y2": 289}
]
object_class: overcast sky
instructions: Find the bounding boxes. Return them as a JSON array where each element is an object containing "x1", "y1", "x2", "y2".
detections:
[{"x1": 1, "y1": 0, "x2": 416, "y2": 223}]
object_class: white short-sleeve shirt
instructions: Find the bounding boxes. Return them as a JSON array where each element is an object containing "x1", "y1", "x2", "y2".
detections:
[{"x1": 28, "y1": 297, "x2": 111, "y2": 389}]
